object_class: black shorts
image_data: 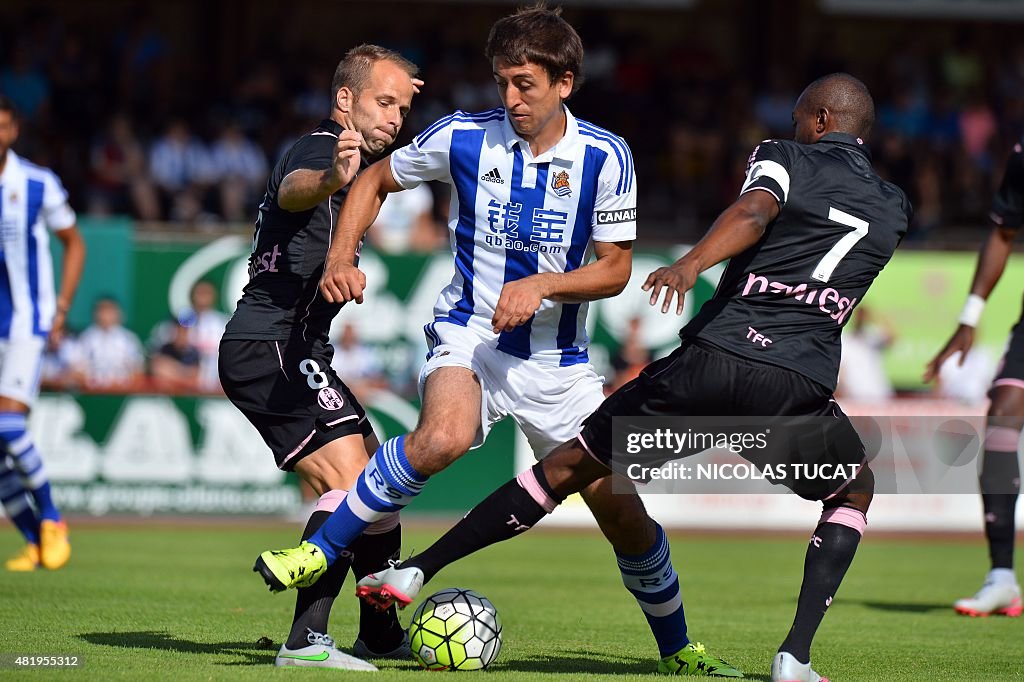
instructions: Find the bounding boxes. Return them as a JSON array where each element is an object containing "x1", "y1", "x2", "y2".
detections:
[
  {"x1": 991, "y1": 315, "x2": 1024, "y2": 394},
  {"x1": 219, "y1": 338, "x2": 374, "y2": 471},
  {"x1": 579, "y1": 339, "x2": 865, "y2": 501}
]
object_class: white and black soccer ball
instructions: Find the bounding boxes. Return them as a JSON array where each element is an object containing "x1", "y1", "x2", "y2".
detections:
[{"x1": 408, "y1": 588, "x2": 502, "y2": 670}]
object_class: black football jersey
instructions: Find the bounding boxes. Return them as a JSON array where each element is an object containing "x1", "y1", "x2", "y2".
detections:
[
  {"x1": 989, "y1": 138, "x2": 1024, "y2": 325},
  {"x1": 990, "y1": 139, "x2": 1024, "y2": 230},
  {"x1": 223, "y1": 119, "x2": 368, "y2": 344},
  {"x1": 682, "y1": 132, "x2": 912, "y2": 390}
]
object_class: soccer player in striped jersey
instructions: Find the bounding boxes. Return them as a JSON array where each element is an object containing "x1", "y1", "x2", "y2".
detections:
[
  {"x1": 0, "y1": 96, "x2": 86, "y2": 572},
  {"x1": 255, "y1": 6, "x2": 739, "y2": 676}
]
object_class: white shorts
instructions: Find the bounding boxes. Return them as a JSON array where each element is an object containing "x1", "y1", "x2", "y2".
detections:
[
  {"x1": 0, "y1": 337, "x2": 45, "y2": 406},
  {"x1": 418, "y1": 322, "x2": 606, "y2": 459}
]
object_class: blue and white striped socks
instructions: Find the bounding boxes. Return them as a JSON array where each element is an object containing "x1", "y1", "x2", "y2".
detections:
[
  {"x1": 0, "y1": 412, "x2": 59, "y2": 522},
  {"x1": 0, "y1": 457, "x2": 39, "y2": 544},
  {"x1": 616, "y1": 523, "x2": 689, "y2": 657},
  {"x1": 309, "y1": 436, "x2": 426, "y2": 564}
]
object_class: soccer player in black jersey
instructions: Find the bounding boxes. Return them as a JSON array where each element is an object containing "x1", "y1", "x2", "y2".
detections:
[
  {"x1": 218, "y1": 45, "x2": 420, "y2": 670},
  {"x1": 926, "y1": 140, "x2": 1024, "y2": 619},
  {"x1": 357, "y1": 74, "x2": 911, "y2": 681}
]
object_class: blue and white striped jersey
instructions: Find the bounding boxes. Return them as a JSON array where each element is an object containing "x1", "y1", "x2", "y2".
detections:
[
  {"x1": 0, "y1": 151, "x2": 76, "y2": 340},
  {"x1": 390, "y1": 106, "x2": 636, "y2": 366}
]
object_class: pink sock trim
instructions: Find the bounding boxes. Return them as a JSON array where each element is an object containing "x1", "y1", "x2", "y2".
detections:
[
  {"x1": 315, "y1": 489, "x2": 348, "y2": 513},
  {"x1": 819, "y1": 506, "x2": 867, "y2": 536},
  {"x1": 515, "y1": 468, "x2": 557, "y2": 513},
  {"x1": 365, "y1": 512, "x2": 400, "y2": 535},
  {"x1": 985, "y1": 426, "x2": 1022, "y2": 453},
  {"x1": 993, "y1": 378, "x2": 1024, "y2": 392}
]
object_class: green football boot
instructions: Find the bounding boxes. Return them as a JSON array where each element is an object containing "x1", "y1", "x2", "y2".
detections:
[
  {"x1": 659, "y1": 642, "x2": 744, "y2": 677},
  {"x1": 253, "y1": 541, "x2": 327, "y2": 592}
]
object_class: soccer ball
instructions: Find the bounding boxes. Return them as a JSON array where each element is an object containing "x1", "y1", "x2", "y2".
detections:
[{"x1": 408, "y1": 588, "x2": 502, "y2": 670}]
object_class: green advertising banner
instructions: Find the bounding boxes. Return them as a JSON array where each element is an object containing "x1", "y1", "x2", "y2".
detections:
[
  {"x1": 41, "y1": 391, "x2": 518, "y2": 516},
  {"x1": 864, "y1": 250, "x2": 1024, "y2": 389},
  {"x1": 45, "y1": 230, "x2": 1022, "y2": 517}
]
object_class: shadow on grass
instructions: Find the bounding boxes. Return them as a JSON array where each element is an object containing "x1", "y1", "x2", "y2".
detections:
[
  {"x1": 490, "y1": 647, "x2": 767, "y2": 677},
  {"x1": 491, "y1": 649, "x2": 650, "y2": 675},
  {"x1": 851, "y1": 600, "x2": 952, "y2": 614},
  {"x1": 79, "y1": 631, "x2": 276, "y2": 666}
]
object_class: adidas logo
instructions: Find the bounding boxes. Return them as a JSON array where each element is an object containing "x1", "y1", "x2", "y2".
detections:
[{"x1": 480, "y1": 167, "x2": 504, "y2": 184}]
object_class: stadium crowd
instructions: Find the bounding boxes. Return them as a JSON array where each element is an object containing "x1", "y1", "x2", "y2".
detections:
[{"x1": 0, "y1": 3, "x2": 1022, "y2": 243}]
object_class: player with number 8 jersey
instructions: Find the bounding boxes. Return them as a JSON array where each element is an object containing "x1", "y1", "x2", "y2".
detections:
[{"x1": 219, "y1": 45, "x2": 422, "y2": 671}]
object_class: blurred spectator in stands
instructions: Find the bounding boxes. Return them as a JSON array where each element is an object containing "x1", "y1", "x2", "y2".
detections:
[
  {"x1": 837, "y1": 307, "x2": 895, "y2": 402},
  {"x1": 114, "y1": 8, "x2": 170, "y2": 116},
  {"x1": 148, "y1": 280, "x2": 227, "y2": 392},
  {"x1": 879, "y1": 87, "x2": 929, "y2": 140},
  {"x1": 0, "y1": 41, "x2": 50, "y2": 122},
  {"x1": 926, "y1": 88, "x2": 960, "y2": 151},
  {"x1": 184, "y1": 280, "x2": 227, "y2": 392},
  {"x1": 149, "y1": 317, "x2": 201, "y2": 393},
  {"x1": 942, "y1": 30, "x2": 985, "y2": 95},
  {"x1": 959, "y1": 93, "x2": 998, "y2": 170},
  {"x1": 74, "y1": 297, "x2": 145, "y2": 391},
  {"x1": 367, "y1": 183, "x2": 444, "y2": 253},
  {"x1": 49, "y1": 33, "x2": 100, "y2": 144},
  {"x1": 293, "y1": 69, "x2": 331, "y2": 123},
  {"x1": 208, "y1": 121, "x2": 268, "y2": 222},
  {"x1": 88, "y1": 114, "x2": 160, "y2": 219},
  {"x1": 330, "y1": 322, "x2": 387, "y2": 397},
  {"x1": 149, "y1": 119, "x2": 215, "y2": 222},
  {"x1": 754, "y1": 68, "x2": 797, "y2": 136},
  {"x1": 608, "y1": 317, "x2": 651, "y2": 393},
  {"x1": 39, "y1": 326, "x2": 81, "y2": 392}
]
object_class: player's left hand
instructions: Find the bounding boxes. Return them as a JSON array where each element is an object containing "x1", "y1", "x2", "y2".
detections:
[
  {"x1": 492, "y1": 278, "x2": 545, "y2": 333},
  {"x1": 642, "y1": 261, "x2": 698, "y2": 314},
  {"x1": 411, "y1": 78, "x2": 425, "y2": 94}
]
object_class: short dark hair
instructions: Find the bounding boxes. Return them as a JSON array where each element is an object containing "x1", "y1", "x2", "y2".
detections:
[
  {"x1": 331, "y1": 44, "x2": 418, "y2": 100},
  {"x1": 800, "y1": 73, "x2": 875, "y2": 139},
  {"x1": 0, "y1": 95, "x2": 18, "y2": 120},
  {"x1": 485, "y1": 3, "x2": 584, "y2": 95}
]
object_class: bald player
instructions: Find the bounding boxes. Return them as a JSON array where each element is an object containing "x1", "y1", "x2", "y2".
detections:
[{"x1": 356, "y1": 73, "x2": 910, "y2": 681}]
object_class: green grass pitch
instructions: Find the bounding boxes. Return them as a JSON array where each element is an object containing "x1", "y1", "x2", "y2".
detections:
[{"x1": 0, "y1": 523, "x2": 1020, "y2": 680}]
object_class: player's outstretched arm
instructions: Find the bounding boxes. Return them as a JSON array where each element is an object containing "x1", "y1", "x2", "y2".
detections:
[
  {"x1": 645, "y1": 189, "x2": 779, "y2": 314},
  {"x1": 278, "y1": 130, "x2": 364, "y2": 213},
  {"x1": 320, "y1": 157, "x2": 405, "y2": 304},
  {"x1": 924, "y1": 224, "x2": 1018, "y2": 382},
  {"x1": 490, "y1": 240, "x2": 632, "y2": 333}
]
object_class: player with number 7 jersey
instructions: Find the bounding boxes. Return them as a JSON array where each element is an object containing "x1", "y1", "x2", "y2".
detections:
[{"x1": 682, "y1": 129, "x2": 910, "y2": 390}]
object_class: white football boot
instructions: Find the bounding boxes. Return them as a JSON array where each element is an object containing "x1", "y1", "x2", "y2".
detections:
[
  {"x1": 954, "y1": 570, "x2": 1022, "y2": 617},
  {"x1": 275, "y1": 630, "x2": 377, "y2": 670},
  {"x1": 356, "y1": 562, "x2": 425, "y2": 610},
  {"x1": 771, "y1": 652, "x2": 829, "y2": 682}
]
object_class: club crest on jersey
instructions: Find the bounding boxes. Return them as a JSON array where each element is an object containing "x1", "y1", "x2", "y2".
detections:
[
  {"x1": 317, "y1": 387, "x2": 345, "y2": 411},
  {"x1": 551, "y1": 170, "x2": 572, "y2": 197}
]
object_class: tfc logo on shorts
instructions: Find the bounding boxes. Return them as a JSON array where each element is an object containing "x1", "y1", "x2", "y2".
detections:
[{"x1": 318, "y1": 387, "x2": 345, "y2": 410}]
